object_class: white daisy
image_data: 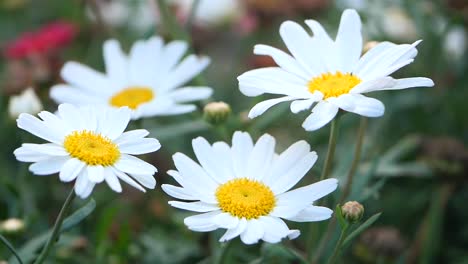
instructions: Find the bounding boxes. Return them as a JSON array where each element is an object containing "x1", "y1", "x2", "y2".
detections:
[
  {"x1": 50, "y1": 37, "x2": 212, "y2": 120},
  {"x1": 238, "y1": 9, "x2": 434, "y2": 131},
  {"x1": 14, "y1": 103, "x2": 160, "y2": 199},
  {"x1": 162, "y1": 131, "x2": 338, "y2": 244}
]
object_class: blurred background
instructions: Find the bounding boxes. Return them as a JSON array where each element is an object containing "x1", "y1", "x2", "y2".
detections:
[{"x1": 0, "y1": 0, "x2": 467, "y2": 263}]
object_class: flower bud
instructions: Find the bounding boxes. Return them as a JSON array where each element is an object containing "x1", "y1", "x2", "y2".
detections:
[
  {"x1": 203, "y1": 101, "x2": 231, "y2": 125},
  {"x1": 0, "y1": 218, "x2": 25, "y2": 234},
  {"x1": 8, "y1": 87, "x2": 43, "y2": 119},
  {"x1": 341, "y1": 201, "x2": 364, "y2": 223}
]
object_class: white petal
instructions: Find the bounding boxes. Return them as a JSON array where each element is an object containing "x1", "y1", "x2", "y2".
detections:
[
  {"x1": 192, "y1": 137, "x2": 231, "y2": 184},
  {"x1": 167, "y1": 170, "x2": 217, "y2": 204},
  {"x1": 290, "y1": 93, "x2": 321, "y2": 113},
  {"x1": 259, "y1": 216, "x2": 297, "y2": 243},
  {"x1": 98, "y1": 107, "x2": 131, "y2": 140},
  {"x1": 17, "y1": 113, "x2": 63, "y2": 144},
  {"x1": 14, "y1": 143, "x2": 68, "y2": 162},
  {"x1": 270, "y1": 152, "x2": 318, "y2": 194},
  {"x1": 167, "y1": 87, "x2": 213, "y2": 103},
  {"x1": 220, "y1": 218, "x2": 248, "y2": 242},
  {"x1": 118, "y1": 138, "x2": 161, "y2": 155},
  {"x1": 114, "y1": 154, "x2": 157, "y2": 175},
  {"x1": 231, "y1": 131, "x2": 254, "y2": 178},
  {"x1": 212, "y1": 213, "x2": 239, "y2": 229},
  {"x1": 378, "y1": 77, "x2": 434, "y2": 91},
  {"x1": 57, "y1": 104, "x2": 86, "y2": 131},
  {"x1": 349, "y1": 77, "x2": 396, "y2": 94},
  {"x1": 111, "y1": 167, "x2": 146, "y2": 192},
  {"x1": 272, "y1": 178, "x2": 338, "y2": 218},
  {"x1": 253, "y1": 44, "x2": 310, "y2": 79},
  {"x1": 104, "y1": 167, "x2": 122, "y2": 192},
  {"x1": 103, "y1": 39, "x2": 128, "y2": 85},
  {"x1": 172, "y1": 153, "x2": 218, "y2": 193},
  {"x1": 74, "y1": 170, "x2": 90, "y2": 198},
  {"x1": 352, "y1": 41, "x2": 397, "y2": 73},
  {"x1": 279, "y1": 21, "x2": 322, "y2": 75},
  {"x1": 356, "y1": 41, "x2": 422, "y2": 80},
  {"x1": 285, "y1": 205, "x2": 333, "y2": 222},
  {"x1": 264, "y1": 140, "x2": 310, "y2": 187},
  {"x1": 50, "y1": 84, "x2": 105, "y2": 105},
  {"x1": 29, "y1": 157, "x2": 69, "y2": 175},
  {"x1": 129, "y1": 173, "x2": 156, "y2": 189},
  {"x1": 184, "y1": 211, "x2": 220, "y2": 232},
  {"x1": 169, "y1": 201, "x2": 219, "y2": 212},
  {"x1": 335, "y1": 9, "x2": 362, "y2": 72},
  {"x1": 160, "y1": 55, "x2": 210, "y2": 91},
  {"x1": 61, "y1": 62, "x2": 111, "y2": 95},
  {"x1": 247, "y1": 134, "x2": 275, "y2": 181},
  {"x1": 302, "y1": 101, "x2": 339, "y2": 131},
  {"x1": 248, "y1": 96, "x2": 295, "y2": 119},
  {"x1": 59, "y1": 158, "x2": 85, "y2": 182},
  {"x1": 159, "y1": 40, "x2": 189, "y2": 73},
  {"x1": 329, "y1": 94, "x2": 384, "y2": 117},
  {"x1": 161, "y1": 184, "x2": 196, "y2": 200},
  {"x1": 240, "y1": 219, "x2": 264, "y2": 245},
  {"x1": 87, "y1": 165, "x2": 105, "y2": 183},
  {"x1": 114, "y1": 129, "x2": 149, "y2": 145},
  {"x1": 238, "y1": 67, "x2": 309, "y2": 97}
]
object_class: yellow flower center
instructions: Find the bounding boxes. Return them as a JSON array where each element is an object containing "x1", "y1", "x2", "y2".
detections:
[
  {"x1": 109, "y1": 86, "x2": 154, "y2": 109},
  {"x1": 63, "y1": 130, "x2": 120, "y2": 166},
  {"x1": 215, "y1": 178, "x2": 276, "y2": 219},
  {"x1": 308, "y1": 72, "x2": 362, "y2": 99}
]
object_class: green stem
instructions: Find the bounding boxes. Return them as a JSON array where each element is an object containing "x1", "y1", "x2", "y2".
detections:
[
  {"x1": 155, "y1": 0, "x2": 190, "y2": 42},
  {"x1": 33, "y1": 189, "x2": 76, "y2": 264},
  {"x1": 326, "y1": 225, "x2": 349, "y2": 264},
  {"x1": 185, "y1": 0, "x2": 201, "y2": 30},
  {"x1": 339, "y1": 117, "x2": 367, "y2": 202},
  {"x1": 320, "y1": 116, "x2": 341, "y2": 180},
  {"x1": 0, "y1": 234, "x2": 23, "y2": 264},
  {"x1": 216, "y1": 241, "x2": 233, "y2": 264}
]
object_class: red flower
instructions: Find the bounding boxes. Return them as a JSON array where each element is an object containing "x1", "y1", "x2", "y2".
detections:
[{"x1": 4, "y1": 21, "x2": 77, "y2": 59}]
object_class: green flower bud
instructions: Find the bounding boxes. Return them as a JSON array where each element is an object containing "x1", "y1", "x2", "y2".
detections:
[
  {"x1": 341, "y1": 201, "x2": 364, "y2": 223},
  {"x1": 203, "y1": 102, "x2": 231, "y2": 125}
]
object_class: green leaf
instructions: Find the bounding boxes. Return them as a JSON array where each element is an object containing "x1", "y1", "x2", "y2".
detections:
[
  {"x1": 335, "y1": 204, "x2": 347, "y2": 229},
  {"x1": 149, "y1": 120, "x2": 209, "y2": 141},
  {"x1": 9, "y1": 199, "x2": 96, "y2": 264},
  {"x1": 342, "y1": 212, "x2": 382, "y2": 247}
]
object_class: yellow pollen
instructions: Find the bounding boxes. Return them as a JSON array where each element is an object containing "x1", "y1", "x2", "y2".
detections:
[
  {"x1": 109, "y1": 86, "x2": 154, "y2": 109},
  {"x1": 63, "y1": 130, "x2": 120, "y2": 166},
  {"x1": 308, "y1": 72, "x2": 362, "y2": 99},
  {"x1": 215, "y1": 178, "x2": 276, "y2": 219}
]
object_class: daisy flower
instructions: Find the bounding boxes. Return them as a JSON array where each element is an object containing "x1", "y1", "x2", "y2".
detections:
[
  {"x1": 14, "y1": 104, "x2": 160, "y2": 199},
  {"x1": 50, "y1": 37, "x2": 212, "y2": 120},
  {"x1": 238, "y1": 9, "x2": 434, "y2": 131},
  {"x1": 162, "y1": 131, "x2": 338, "y2": 244}
]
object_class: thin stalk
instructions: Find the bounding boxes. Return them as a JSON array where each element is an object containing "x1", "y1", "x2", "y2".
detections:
[
  {"x1": 155, "y1": 0, "x2": 190, "y2": 42},
  {"x1": 185, "y1": 0, "x2": 201, "y2": 30},
  {"x1": 326, "y1": 225, "x2": 349, "y2": 264},
  {"x1": 339, "y1": 117, "x2": 368, "y2": 202},
  {"x1": 0, "y1": 234, "x2": 23, "y2": 264},
  {"x1": 320, "y1": 116, "x2": 341, "y2": 180},
  {"x1": 33, "y1": 189, "x2": 76, "y2": 264},
  {"x1": 216, "y1": 241, "x2": 233, "y2": 264}
]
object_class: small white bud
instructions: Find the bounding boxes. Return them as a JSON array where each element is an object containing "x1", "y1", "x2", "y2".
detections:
[{"x1": 8, "y1": 87, "x2": 43, "y2": 119}]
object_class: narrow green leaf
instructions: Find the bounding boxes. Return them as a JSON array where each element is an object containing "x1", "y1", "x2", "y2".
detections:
[
  {"x1": 9, "y1": 199, "x2": 96, "y2": 264},
  {"x1": 335, "y1": 205, "x2": 347, "y2": 229},
  {"x1": 343, "y1": 212, "x2": 382, "y2": 247}
]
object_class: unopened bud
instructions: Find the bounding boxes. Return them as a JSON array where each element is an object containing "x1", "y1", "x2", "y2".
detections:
[
  {"x1": 8, "y1": 87, "x2": 43, "y2": 119},
  {"x1": 0, "y1": 218, "x2": 25, "y2": 234},
  {"x1": 363, "y1": 41, "x2": 380, "y2": 54},
  {"x1": 203, "y1": 101, "x2": 231, "y2": 125},
  {"x1": 341, "y1": 201, "x2": 364, "y2": 223}
]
